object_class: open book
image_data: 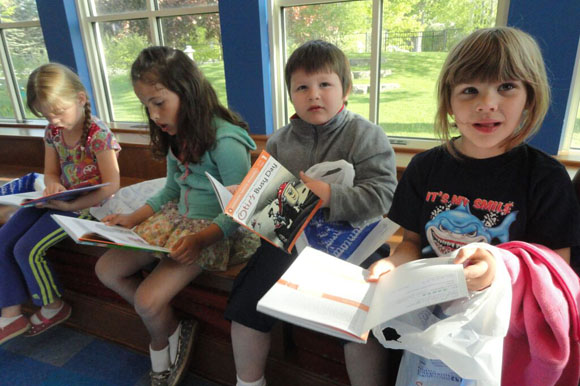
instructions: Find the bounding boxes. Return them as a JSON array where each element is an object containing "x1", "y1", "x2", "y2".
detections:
[
  {"x1": 0, "y1": 182, "x2": 110, "y2": 207},
  {"x1": 51, "y1": 214, "x2": 169, "y2": 254},
  {"x1": 206, "y1": 150, "x2": 322, "y2": 253},
  {"x1": 257, "y1": 247, "x2": 468, "y2": 343}
]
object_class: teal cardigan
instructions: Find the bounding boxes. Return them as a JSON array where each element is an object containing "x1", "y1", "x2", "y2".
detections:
[{"x1": 146, "y1": 118, "x2": 256, "y2": 236}]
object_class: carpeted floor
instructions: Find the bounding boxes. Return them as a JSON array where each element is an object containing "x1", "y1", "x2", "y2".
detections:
[{"x1": 0, "y1": 324, "x2": 221, "y2": 386}]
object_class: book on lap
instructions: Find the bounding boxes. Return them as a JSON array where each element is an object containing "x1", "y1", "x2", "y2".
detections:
[
  {"x1": 0, "y1": 182, "x2": 110, "y2": 207},
  {"x1": 257, "y1": 247, "x2": 468, "y2": 343},
  {"x1": 51, "y1": 214, "x2": 169, "y2": 254}
]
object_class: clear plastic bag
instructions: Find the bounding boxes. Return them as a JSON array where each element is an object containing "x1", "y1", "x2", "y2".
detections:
[{"x1": 373, "y1": 243, "x2": 512, "y2": 385}]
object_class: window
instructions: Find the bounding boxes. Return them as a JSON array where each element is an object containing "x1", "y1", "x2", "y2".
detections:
[
  {"x1": 561, "y1": 39, "x2": 580, "y2": 153},
  {"x1": 77, "y1": 0, "x2": 224, "y2": 125},
  {"x1": 270, "y1": 0, "x2": 501, "y2": 145},
  {"x1": 0, "y1": 0, "x2": 48, "y2": 121}
]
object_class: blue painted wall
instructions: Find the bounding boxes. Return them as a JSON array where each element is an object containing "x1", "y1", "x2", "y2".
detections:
[
  {"x1": 507, "y1": 0, "x2": 580, "y2": 154},
  {"x1": 35, "y1": 0, "x2": 95, "y2": 114},
  {"x1": 219, "y1": 0, "x2": 273, "y2": 135}
]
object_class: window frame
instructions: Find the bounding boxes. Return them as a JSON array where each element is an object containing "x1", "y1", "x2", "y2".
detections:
[
  {"x1": 75, "y1": 0, "x2": 220, "y2": 128},
  {"x1": 268, "y1": 0, "x2": 510, "y2": 150},
  {"x1": 560, "y1": 38, "x2": 580, "y2": 156},
  {"x1": 0, "y1": 16, "x2": 46, "y2": 123}
]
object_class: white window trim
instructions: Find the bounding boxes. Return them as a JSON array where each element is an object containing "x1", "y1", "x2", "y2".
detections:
[
  {"x1": 560, "y1": 38, "x2": 580, "y2": 155},
  {"x1": 75, "y1": 0, "x2": 219, "y2": 128},
  {"x1": 0, "y1": 19, "x2": 43, "y2": 122},
  {"x1": 268, "y1": 0, "x2": 510, "y2": 150}
]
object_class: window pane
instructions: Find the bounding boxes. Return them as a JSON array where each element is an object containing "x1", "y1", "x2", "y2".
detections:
[
  {"x1": 0, "y1": 0, "x2": 39, "y2": 22},
  {"x1": 379, "y1": 0, "x2": 498, "y2": 139},
  {"x1": 91, "y1": 0, "x2": 147, "y2": 16},
  {"x1": 571, "y1": 103, "x2": 580, "y2": 149},
  {"x1": 98, "y1": 19, "x2": 151, "y2": 122},
  {"x1": 283, "y1": 1, "x2": 373, "y2": 120},
  {"x1": 158, "y1": 0, "x2": 218, "y2": 9},
  {"x1": 4, "y1": 26, "x2": 48, "y2": 119},
  {"x1": 0, "y1": 64, "x2": 15, "y2": 118},
  {"x1": 160, "y1": 13, "x2": 227, "y2": 105}
]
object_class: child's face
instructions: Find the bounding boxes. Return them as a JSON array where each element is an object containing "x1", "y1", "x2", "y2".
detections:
[
  {"x1": 133, "y1": 80, "x2": 180, "y2": 135},
  {"x1": 450, "y1": 79, "x2": 527, "y2": 158},
  {"x1": 37, "y1": 93, "x2": 86, "y2": 133},
  {"x1": 289, "y1": 69, "x2": 347, "y2": 126}
]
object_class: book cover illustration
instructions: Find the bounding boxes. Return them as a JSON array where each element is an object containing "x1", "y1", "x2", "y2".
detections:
[{"x1": 222, "y1": 150, "x2": 322, "y2": 253}]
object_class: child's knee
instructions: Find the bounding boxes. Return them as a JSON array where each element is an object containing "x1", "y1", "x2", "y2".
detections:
[
  {"x1": 134, "y1": 286, "x2": 164, "y2": 319},
  {"x1": 94, "y1": 254, "x2": 116, "y2": 286}
]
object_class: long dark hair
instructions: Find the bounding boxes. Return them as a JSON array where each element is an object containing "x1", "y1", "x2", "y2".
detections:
[{"x1": 131, "y1": 46, "x2": 249, "y2": 163}]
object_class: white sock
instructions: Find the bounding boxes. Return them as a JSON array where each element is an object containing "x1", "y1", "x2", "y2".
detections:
[
  {"x1": 236, "y1": 375, "x2": 266, "y2": 386},
  {"x1": 150, "y1": 344, "x2": 171, "y2": 373},
  {"x1": 30, "y1": 302, "x2": 64, "y2": 325},
  {"x1": 0, "y1": 315, "x2": 23, "y2": 328},
  {"x1": 168, "y1": 322, "x2": 182, "y2": 365}
]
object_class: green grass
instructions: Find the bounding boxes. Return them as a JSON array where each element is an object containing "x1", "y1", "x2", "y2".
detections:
[
  {"x1": 346, "y1": 51, "x2": 447, "y2": 138},
  {"x1": 109, "y1": 61, "x2": 228, "y2": 123}
]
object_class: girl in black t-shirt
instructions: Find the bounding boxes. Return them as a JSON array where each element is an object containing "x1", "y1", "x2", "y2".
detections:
[{"x1": 370, "y1": 26, "x2": 580, "y2": 288}]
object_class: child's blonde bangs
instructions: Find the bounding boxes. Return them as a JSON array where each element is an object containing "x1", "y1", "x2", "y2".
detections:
[{"x1": 27, "y1": 63, "x2": 85, "y2": 117}]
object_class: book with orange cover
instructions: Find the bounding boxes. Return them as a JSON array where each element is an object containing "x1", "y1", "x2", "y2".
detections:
[{"x1": 206, "y1": 150, "x2": 322, "y2": 253}]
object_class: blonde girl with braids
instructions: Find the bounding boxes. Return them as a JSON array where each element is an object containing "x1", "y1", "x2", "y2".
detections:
[{"x1": 0, "y1": 63, "x2": 120, "y2": 344}]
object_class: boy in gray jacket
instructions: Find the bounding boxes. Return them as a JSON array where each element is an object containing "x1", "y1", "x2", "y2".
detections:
[{"x1": 225, "y1": 40, "x2": 398, "y2": 386}]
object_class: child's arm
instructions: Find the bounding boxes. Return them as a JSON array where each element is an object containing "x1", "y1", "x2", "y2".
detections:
[
  {"x1": 42, "y1": 149, "x2": 120, "y2": 211},
  {"x1": 43, "y1": 145, "x2": 66, "y2": 195},
  {"x1": 553, "y1": 247, "x2": 571, "y2": 264},
  {"x1": 367, "y1": 229, "x2": 422, "y2": 281}
]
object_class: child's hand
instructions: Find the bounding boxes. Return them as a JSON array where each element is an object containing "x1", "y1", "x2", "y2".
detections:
[
  {"x1": 299, "y1": 171, "x2": 330, "y2": 207},
  {"x1": 226, "y1": 184, "x2": 239, "y2": 195},
  {"x1": 170, "y1": 234, "x2": 203, "y2": 265},
  {"x1": 367, "y1": 257, "x2": 396, "y2": 282},
  {"x1": 102, "y1": 213, "x2": 139, "y2": 229},
  {"x1": 454, "y1": 246, "x2": 496, "y2": 291},
  {"x1": 43, "y1": 182, "x2": 66, "y2": 196}
]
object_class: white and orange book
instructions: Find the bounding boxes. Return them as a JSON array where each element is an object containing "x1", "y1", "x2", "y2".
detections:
[
  {"x1": 257, "y1": 247, "x2": 468, "y2": 343},
  {"x1": 206, "y1": 150, "x2": 322, "y2": 253}
]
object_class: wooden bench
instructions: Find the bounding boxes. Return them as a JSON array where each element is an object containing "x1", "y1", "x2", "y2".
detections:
[{"x1": 0, "y1": 134, "x2": 357, "y2": 386}]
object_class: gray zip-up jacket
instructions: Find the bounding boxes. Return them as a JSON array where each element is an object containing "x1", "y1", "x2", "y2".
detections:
[{"x1": 266, "y1": 108, "x2": 397, "y2": 223}]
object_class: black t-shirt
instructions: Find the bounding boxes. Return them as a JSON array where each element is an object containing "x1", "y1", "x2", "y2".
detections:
[{"x1": 388, "y1": 143, "x2": 580, "y2": 257}]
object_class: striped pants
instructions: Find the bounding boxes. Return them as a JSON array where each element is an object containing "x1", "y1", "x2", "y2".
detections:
[{"x1": 0, "y1": 207, "x2": 83, "y2": 307}]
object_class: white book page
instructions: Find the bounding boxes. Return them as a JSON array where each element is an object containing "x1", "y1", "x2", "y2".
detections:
[
  {"x1": 0, "y1": 191, "x2": 42, "y2": 206},
  {"x1": 205, "y1": 172, "x2": 232, "y2": 211},
  {"x1": 362, "y1": 256, "x2": 468, "y2": 332},
  {"x1": 51, "y1": 215, "x2": 169, "y2": 253},
  {"x1": 258, "y1": 247, "x2": 376, "y2": 338}
]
